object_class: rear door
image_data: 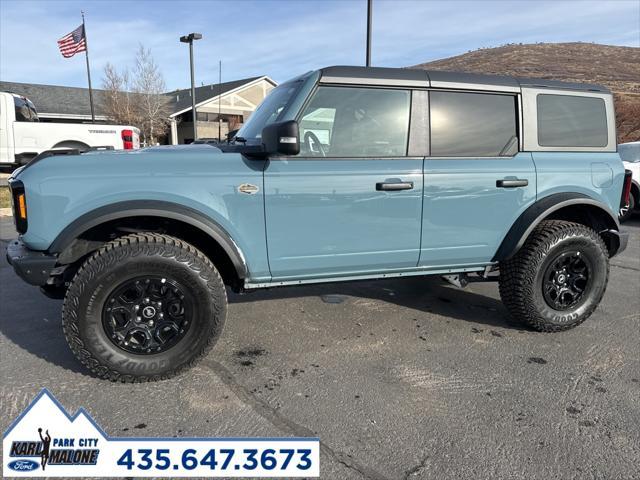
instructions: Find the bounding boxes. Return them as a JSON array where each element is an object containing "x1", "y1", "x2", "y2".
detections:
[
  {"x1": 419, "y1": 90, "x2": 536, "y2": 267},
  {"x1": 264, "y1": 85, "x2": 424, "y2": 280}
]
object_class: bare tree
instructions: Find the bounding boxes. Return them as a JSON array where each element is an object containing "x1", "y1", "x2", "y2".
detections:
[
  {"x1": 102, "y1": 63, "x2": 139, "y2": 127},
  {"x1": 132, "y1": 45, "x2": 170, "y2": 145},
  {"x1": 101, "y1": 45, "x2": 170, "y2": 145}
]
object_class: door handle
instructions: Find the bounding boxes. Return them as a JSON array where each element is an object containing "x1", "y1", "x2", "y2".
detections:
[
  {"x1": 376, "y1": 181, "x2": 414, "y2": 191},
  {"x1": 496, "y1": 179, "x2": 528, "y2": 188}
]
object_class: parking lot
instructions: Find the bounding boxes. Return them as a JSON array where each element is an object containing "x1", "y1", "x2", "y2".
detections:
[{"x1": 1, "y1": 214, "x2": 638, "y2": 479}]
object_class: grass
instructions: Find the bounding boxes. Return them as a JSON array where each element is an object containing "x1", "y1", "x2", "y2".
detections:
[{"x1": 0, "y1": 187, "x2": 10, "y2": 209}]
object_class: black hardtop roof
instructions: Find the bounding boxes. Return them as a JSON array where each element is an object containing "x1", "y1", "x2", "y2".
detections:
[{"x1": 319, "y1": 65, "x2": 610, "y2": 93}]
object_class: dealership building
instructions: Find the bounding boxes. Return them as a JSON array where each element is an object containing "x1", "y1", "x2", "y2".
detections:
[{"x1": 0, "y1": 76, "x2": 276, "y2": 144}]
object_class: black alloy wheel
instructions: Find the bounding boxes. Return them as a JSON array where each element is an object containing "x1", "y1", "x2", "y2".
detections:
[
  {"x1": 541, "y1": 251, "x2": 591, "y2": 311},
  {"x1": 102, "y1": 276, "x2": 193, "y2": 354}
]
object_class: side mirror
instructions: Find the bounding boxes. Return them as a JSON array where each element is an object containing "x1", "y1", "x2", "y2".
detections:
[{"x1": 261, "y1": 120, "x2": 300, "y2": 156}]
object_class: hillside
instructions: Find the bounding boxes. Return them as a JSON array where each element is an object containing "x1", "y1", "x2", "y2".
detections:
[{"x1": 412, "y1": 43, "x2": 640, "y2": 143}]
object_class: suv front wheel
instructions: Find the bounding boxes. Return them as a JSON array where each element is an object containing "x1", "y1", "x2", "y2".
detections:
[
  {"x1": 62, "y1": 233, "x2": 227, "y2": 382},
  {"x1": 499, "y1": 220, "x2": 609, "y2": 332}
]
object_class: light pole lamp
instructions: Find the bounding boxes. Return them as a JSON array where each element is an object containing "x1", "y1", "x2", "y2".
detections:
[{"x1": 180, "y1": 32, "x2": 202, "y2": 142}]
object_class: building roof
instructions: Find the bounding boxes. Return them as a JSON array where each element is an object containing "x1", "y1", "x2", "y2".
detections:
[
  {"x1": 0, "y1": 81, "x2": 110, "y2": 118},
  {"x1": 166, "y1": 76, "x2": 262, "y2": 114},
  {"x1": 319, "y1": 65, "x2": 610, "y2": 93},
  {"x1": 0, "y1": 76, "x2": 273, "y2": 119}
]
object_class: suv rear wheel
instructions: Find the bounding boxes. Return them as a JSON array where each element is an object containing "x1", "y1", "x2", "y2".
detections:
[
  {"x1": 62, "y1": 233, "x2": 226, "y2": 382},
  {"x1": 499, "y1": 220, "x2": 609, "y2": 332}
]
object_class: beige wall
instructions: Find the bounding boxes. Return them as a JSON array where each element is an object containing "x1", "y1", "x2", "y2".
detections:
[
  {"x1": 171, "y1": 78, "x2": 276, "y2": 144},
  {"x1": 177, "y1": 120, "x2": 244, "y2": 143}
]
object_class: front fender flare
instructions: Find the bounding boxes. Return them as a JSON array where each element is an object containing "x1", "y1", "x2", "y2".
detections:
[
  {"x1": 493, "y1": 193, "x2": 620, "y2": 261},
  {"x1": 48, "y1": 200, "x2": 248, "y2": 278}
]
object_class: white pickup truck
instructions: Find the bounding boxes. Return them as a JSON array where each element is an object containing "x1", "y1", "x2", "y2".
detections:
[{"x1": 0, "y1": 91, "x2": 140, "y2": 165}]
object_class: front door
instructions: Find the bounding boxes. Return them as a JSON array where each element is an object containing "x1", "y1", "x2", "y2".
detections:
[{"x1": 264, "y1": 86, "x2": 423, "y2": 280}]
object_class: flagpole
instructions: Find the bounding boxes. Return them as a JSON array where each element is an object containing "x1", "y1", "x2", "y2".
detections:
[{"x1": 81, "y1": 11, "x2": 95, "y2": 123}]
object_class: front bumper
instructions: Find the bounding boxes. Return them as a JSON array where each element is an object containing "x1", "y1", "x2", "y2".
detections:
[{"x1": 6, "y1": 239, "x2": 58, "y2": 286}]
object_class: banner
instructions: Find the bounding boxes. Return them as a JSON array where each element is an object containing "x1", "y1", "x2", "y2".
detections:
[{"x1": 3, "y1": 389, "x2": 320, "y2": 477}]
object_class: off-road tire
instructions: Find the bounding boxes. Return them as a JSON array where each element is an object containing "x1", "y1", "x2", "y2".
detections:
[
  {"x1": 499, "y1": 220, "x2": 609, "y2": 332},
  {"x1": 62, "y1": 233, "x2": 227, "y2": 382}
]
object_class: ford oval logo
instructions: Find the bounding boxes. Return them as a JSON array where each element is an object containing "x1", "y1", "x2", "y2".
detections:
[{"x1": 8, "y1": 459, "x2": 39, "y2": 471}]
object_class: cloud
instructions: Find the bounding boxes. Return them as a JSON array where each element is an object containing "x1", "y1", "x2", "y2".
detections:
[{"x1": 1, "y1": 0, "x2": 638, "y2": 90}]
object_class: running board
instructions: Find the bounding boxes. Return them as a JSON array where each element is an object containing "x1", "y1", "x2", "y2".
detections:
[{"x1": 244, "y1": 264, "x2": 494, "y2": 289}]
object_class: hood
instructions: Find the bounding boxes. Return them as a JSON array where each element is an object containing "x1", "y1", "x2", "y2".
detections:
[
  {"x1": 136, "y1": 144, "x2": 223, "y2": 154},
  {"x1": 14, "y1": 143, "x2": 262, "y2": 185}
]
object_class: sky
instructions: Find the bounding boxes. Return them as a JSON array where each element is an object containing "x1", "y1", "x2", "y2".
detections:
[{"x1": 1, "y1": 0, "x2": 639, "y2": 91}]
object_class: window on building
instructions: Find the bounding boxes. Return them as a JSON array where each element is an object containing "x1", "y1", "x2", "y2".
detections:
[
  {"x1": 298, "y1": 86, "x2": 410, "y2": 157},
  {"x1": 430, "y1": 91, "x2": 517, "y2": 157},
  {"x1": 537, "y1": 94, "x2": 607, "y2": 147}
]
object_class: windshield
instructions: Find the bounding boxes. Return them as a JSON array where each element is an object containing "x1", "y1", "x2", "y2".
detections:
[
  {"x1": 236, "y1": 81, "x2": 301, "y2": 140},
  {"x1": 619, "y1": 143, "x2": 640, "y2": 163}
]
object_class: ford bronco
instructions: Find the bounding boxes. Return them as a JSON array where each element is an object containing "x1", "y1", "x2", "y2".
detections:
[{"x1": 6, "y1": 66, "x2": 632, "y2": 381}]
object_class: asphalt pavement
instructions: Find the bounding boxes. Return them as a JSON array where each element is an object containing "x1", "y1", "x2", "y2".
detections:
[{"x1": 1, "y1": 215, "x2": 638, "y2": 479}]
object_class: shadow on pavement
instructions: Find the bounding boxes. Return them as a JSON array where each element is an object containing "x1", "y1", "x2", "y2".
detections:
[
  {"x1": 1, "y1": 234, "x2": 531, "y2": 376},
  {"x1": 229, "y1": 274, "x2": 521, "y2": 330},
  {"x1": 0, "y1": 239, "x2": 88, "y2": 375}
]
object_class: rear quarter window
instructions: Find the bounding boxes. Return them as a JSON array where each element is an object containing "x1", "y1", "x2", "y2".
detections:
[{"x1": 537, "y1": 94, "x2": 607, "y2": 148}]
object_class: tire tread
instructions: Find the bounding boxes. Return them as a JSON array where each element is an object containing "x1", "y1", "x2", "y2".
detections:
[
  {"x1": 62, "y1": 232, "x2": 226, "y2": 383},
  {"x1": 499, "y1": 220, "x2": 609, "y2": 332}
]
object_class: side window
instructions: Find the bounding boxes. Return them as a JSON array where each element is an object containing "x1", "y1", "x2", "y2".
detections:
[
  {"x1": 14, "y1": 96, "x2": 32, "y2": 122},
  {"x1": 430, "y1": 91, "x2": 518, "y2": 157},
  {"x1": 537, "y1": 94, "x2": 607, "y2": 147},
  {"x1": 298, "y1": 86, "x2": 410, "y2": 157}
]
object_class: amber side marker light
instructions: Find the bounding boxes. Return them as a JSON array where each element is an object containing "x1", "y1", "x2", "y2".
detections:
[{"x1": 16, "y1": 193, "x2": 27, "y2": 219}]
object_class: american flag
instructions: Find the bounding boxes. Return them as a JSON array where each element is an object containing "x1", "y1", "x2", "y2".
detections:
[{"x1": 57, "y1": 24, "x2": 86, "y2": 58}]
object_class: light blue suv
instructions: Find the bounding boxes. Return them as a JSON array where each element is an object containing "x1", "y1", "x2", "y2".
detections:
[{"x1": 7, "y1": 66, "x2": 631, "y2": 381}]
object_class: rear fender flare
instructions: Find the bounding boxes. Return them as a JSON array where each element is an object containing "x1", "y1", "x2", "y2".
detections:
[{"x1": 493, "y1": 193, "x2": 619, "y2": 261}]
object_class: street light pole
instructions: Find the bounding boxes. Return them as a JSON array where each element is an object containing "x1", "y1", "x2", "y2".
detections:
[
  {"x1": 218, "y1": 60, "x2": 222, "y2": 142},
  {"x1": 180, "y1": 33, "x2": 202, "y2": 142},
  {"x1": 366, "y1": 0, "x2": 372, "y2": 67}
]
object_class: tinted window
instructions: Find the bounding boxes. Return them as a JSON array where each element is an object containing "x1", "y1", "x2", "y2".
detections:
[
  {"x1": 430, "y1": 92, "x2": 517, "y2": 157},
  {"x1": 537, "y1": 94, "x2": 607, "y2": 147},
  {"x1": 14, "y1": 96, "x2": 38, "y2": 122},
  {"x1": 298, "y1": 86, "x2": 410, "y2": 157}
]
